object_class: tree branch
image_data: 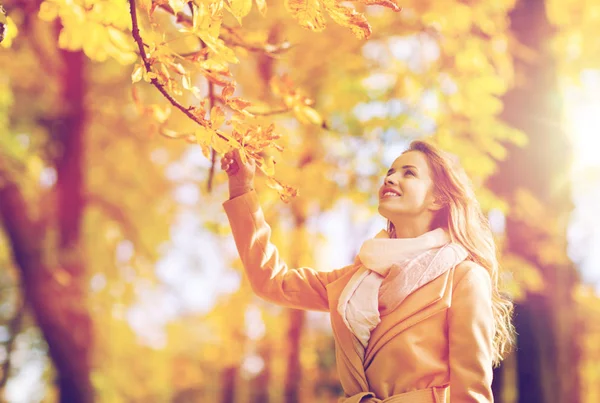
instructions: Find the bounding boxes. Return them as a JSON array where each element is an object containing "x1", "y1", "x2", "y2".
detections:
[
  {"x1": 128, "y1": 0, "x2": 228, "y2": 141},
  {"x1": 207, "y1": 78, "x2": 217, "y2": 192}
]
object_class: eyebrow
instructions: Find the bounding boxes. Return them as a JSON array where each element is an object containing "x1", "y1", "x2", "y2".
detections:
[{"x1": 387, "y1": 165, "x2": 418, "y2": 174}]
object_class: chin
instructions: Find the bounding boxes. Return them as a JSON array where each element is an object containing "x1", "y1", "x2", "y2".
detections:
[{"x1": 377, "y1": 204, "x2": 393, "y2": 220}]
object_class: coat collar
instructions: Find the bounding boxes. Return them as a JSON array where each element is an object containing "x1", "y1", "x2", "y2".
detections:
[{"x1": 326, "y1": 265, "x2": 456, "y2": 392}]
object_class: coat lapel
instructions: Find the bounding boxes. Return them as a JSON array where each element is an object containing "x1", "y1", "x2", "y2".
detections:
[
  {"x1": 363, "y1": 267, "x2": 455, "y2": 369},
  {"x1": 326, "y1": 267, "x2": 370, "y2": 392}
]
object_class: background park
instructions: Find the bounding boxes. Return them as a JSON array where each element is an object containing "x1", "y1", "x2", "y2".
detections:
[{"x1": 0, "y1": 0, "x2": 599, "y2": 402}]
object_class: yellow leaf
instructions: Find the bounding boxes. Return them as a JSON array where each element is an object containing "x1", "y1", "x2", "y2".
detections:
[
  {"x1": 0, "y1": 14, "x2": 18, "y2": 48},
  {"x1": 228, "y1": 0, "x2": 253, "y2": 22},
  {"x1": 144, "y1": 71, "x2": 158, "y2": 82},
  {"x1": 170, "y1": 63, "x2": 187, "y2": 75},
  {"x1": 361, "y1": 0, "x2": 400, "y2": 12},
  {"x1": 200, "y1": 143, "x2": 211, "y2": 159},
  {"x1": 266, "y1": 177, "x2": 284, "y2": 192},
  {"x1": 169, "y1": 0, "x2": 187, "y2": 14},
  {"x1": 324, "y1": 0, "x2": 371, "y2": 40},
  {"x1": 255, "y1": 0, "x2": 267, "y2": 16},
  {"x1": 106, "y1": 26, "x2": 135, "y2": 53},
  {"x1": 199, "y1": 34, "x2": 239, "y2": 64},
  {"x1": 182, "y1": 74, "x2": 192, "y2": 90},
  {"x1": 131, "y1": 64, "x2": 144, "y2": 83},
  {"x1": 211, "y1": 106, "x2": 226, "y2": 129},
  {"x1": 284, "y1": 0, "x2": 326, "y2": 32},
  {"x1": 38, "y1": 2, "x2": 59, "y2": 21},
  {"x1": 151, "y1": 105, "x2": 171, "y2": 123},
  {"x1": 195, "y1": 126, "x2": 213, "y2": 145},
  {"x1": 212, "y1": 133, "x2": 233, "y2": 154},
  {"x1": 258, "y1": 156, "x2": 276, "y2": 176},
  {"x1": 294, "y1": 105, "x2": 323, "y2": 126}
]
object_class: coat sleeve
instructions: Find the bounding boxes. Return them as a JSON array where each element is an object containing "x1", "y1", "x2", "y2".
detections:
[
  {"x1": 448, "y1": 262, "x2": 495, "y2": 402},
  {"x1": 223, "y1": 190, "x2": 355, "y2": 311}
]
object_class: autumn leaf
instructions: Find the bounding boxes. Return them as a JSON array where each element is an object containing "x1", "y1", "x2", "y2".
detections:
[
  {"x1": 284, "y1": 0, "x2": 326, "y2": 33},
  {"x1": 294, "y1": 105, "x2": 323, "y2": 126},
  {"x1": 168, "y1": 0, "x2": 187, "y2": 14},
  {"x1": 360, "y1": 0, "x2": 401, "y2": 12},
  {"x1": 257, "y1": 155, "x2": 276, "y2": 176},
  {"x1": 324, "y1": 0, "x2": 371, "y2": 40},
  {"x1": 255, "y1": 0, "x2": 267, "y2": 16},
  {"x1": 150, "y1": 104, "x2": 172, "y2": 123},
  {"x1": 0, "y1": 6, "x2": 7, "y2": 44},
  {"x1": 222, "y1": 84, "x2": 236, "y2": 99},
  {"x1": 195, "y1": 126, "x2": 214, "y2": 145},
  {"x1": 212, "y1": 133, "x2": 234, "y2": 154},
  {"x1": 210, "y1": 106, "x2": 226, "y2": 129},
  {"x1": 227, "y1": 97, "x2": 252, "y2": 111},
  {"x1": 131, "y1": 64, "x2": 144, "y2": 83},
  {"x1": 227, "y1": 0, "x2": 253, "y2": 23}
]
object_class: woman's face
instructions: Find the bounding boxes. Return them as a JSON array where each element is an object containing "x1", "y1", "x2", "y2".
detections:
[{"x1": 377, "y1": 151, "x2": 438, "y2": 220}]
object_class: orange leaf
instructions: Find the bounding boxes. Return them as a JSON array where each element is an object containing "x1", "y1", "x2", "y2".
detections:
[
  {"x1": 227, "y1": 97, "x2": 252, "y2": 111},
  {"x1": 222, "y1": 84, "x2": 235, "y2": 99},
  {"x1": 285, "y1": 0, "x2": 326, "y2": 32},
  {"x1": 324, "y1": 1, "x2": 371, "y2": 40},
  {"x1": 211, "y1": 106, "x2": 226, "y2": 129}
]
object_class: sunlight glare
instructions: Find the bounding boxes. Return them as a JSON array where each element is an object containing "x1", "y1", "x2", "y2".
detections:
[{"x1": 564, "y1": 70, "x2": 600, "y2": 169}]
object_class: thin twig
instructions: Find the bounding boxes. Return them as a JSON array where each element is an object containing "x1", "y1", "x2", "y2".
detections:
[
  {"x1": 247, "y1": 107, "x2": 291, "y2": 116},
  {"x1": 207, "y1": 81, "x2": 217, "y2": 192},
  {"x1": 128, "y1": 0, "x2": 228, "y2": 141},
  {"x1": 202, "y1": 34, "x2": 218, "y2": 192}
]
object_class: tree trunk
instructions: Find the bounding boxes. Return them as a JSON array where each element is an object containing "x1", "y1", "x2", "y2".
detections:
[
  {"x1": 0, "y1": 45, "x2": 92, "y2": 402},
  {"x1": 250, "y1": 340, "x2": 272, "y2": 403},
  {"x1": 284, "y1": 309, "x2": 304, "y2": 403},
  {"x1": 489, "y1": 1, "x2": 580, "y2": 402},
  {"x1": 220, "y1": 366, "x2": 237, "y2": 403},
  {"x1": 284, "y1": 208, "x2": 309, "y2": 403}
]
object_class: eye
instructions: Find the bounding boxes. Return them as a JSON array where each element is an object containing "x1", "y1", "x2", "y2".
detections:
[{"x1": 405, "y1": 170, "x2": 415, "y2": 177}]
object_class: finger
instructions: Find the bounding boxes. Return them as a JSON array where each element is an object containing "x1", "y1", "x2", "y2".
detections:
[{"x1": 232, "y1": 147, "x2": 243, "y2": 162}]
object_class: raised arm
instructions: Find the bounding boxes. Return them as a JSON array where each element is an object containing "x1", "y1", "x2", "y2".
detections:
[
  {"x1": 223, "y1": 190, "x2": 354, "y2": 311},
  {"x1": 220, "y1": 149, "x2": 354, "y2": 311},
  {"x1": 449, "y1": 261, "x2": 495, "y2": 402}
]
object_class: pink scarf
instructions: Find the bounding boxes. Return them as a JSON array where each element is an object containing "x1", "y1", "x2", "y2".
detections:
[{"x1": 337, "y1": 227, "x2": 468, "y2": 360}]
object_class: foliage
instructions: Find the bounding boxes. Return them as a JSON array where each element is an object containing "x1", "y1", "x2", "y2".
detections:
[{"x1": 0, "y1": 0, "x2": 598, "y2": 402}]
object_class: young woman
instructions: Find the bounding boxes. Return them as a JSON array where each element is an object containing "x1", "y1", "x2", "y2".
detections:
[{"x1": 220, "y1": 140, "x2": 514, "y2": 403}]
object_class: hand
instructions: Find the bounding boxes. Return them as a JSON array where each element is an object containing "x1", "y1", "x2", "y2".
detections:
[{"x1": 221, "y1": 148, "x2": 256, "y2": 199}]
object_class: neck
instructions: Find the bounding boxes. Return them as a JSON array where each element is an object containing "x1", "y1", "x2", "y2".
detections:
[{"x1": 389, "y1": 214, "x2": 434, "y2": 239}]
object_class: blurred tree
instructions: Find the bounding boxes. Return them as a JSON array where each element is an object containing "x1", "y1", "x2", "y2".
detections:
[
  {"x1": 489, "y1": 1, "x2": 581, "y2": 402},
  {"x1": 3, "y1": 0, "x2": 596, "y2": 402}
]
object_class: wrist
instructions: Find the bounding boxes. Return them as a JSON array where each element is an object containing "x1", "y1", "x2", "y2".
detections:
[{"x1": 229, "y1": 184, "x2": 254, "y2": 199}]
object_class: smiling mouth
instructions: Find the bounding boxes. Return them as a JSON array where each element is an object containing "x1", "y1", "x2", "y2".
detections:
[{"x1": 381, "y1": 192, "x2": 401, "y2": 198}]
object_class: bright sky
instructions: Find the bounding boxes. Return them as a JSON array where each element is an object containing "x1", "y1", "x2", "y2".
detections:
[{"x1": 564, "y1": 69, "x2": 600, "y2": 290}]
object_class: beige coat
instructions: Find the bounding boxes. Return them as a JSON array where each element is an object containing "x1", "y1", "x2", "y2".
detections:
[{"x1": 223, "y1": 191, "x2": 494, "y2": 403}]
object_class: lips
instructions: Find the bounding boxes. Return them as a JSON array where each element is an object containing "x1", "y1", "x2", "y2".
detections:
[{"x1": 380, "y1": 187, "x2": 402, "y2": 199}]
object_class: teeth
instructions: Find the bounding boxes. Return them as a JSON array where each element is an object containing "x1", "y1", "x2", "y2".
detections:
[{"x1": 383, "y1": 192, "x2": 399, "y2": 197}]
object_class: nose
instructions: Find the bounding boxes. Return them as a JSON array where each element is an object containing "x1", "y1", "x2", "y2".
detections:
[{"x1": 385, "y1": 175, "x2": 398, "y2": 186}]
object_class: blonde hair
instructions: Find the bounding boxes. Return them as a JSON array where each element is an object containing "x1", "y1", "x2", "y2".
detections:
[{"x1": 393, "y1": 140, "x2": 515, "y2": 366}]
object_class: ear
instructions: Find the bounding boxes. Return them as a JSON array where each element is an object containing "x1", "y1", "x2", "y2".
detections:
[{"x1": 428, "y1": 196, "x2": 444, "y2": 212}]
